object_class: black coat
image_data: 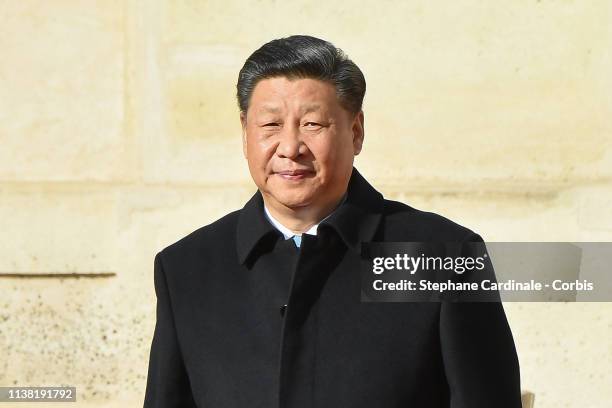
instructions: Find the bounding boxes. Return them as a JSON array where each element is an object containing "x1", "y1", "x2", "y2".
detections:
[{"x1": 143, "y1": 167, "x2": 522, "y2": 408}]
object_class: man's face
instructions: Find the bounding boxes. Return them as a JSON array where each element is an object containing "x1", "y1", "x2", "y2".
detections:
[{"x1": 240, "y1": 76, "x2": 364, "y2": 212}]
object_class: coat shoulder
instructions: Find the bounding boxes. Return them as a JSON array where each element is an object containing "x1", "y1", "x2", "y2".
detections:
[
  {"x1": 158, "y1": 209, "x2": 240, "y2": 262},
  {"x1": 381, "y1": 198, "x2": 481, "y2": 241}
]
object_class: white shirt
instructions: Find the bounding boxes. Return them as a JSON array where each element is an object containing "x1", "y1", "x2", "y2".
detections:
[{"x1": 263, "y1": 193, "x2": 348, "y2": 240}]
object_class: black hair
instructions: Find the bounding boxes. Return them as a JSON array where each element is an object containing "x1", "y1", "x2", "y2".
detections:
[{"x1": 236, "y1": 35, "x2": 365, "y2": 115}]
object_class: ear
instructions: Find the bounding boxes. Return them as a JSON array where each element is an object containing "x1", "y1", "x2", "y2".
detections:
[
  {"x1": 240, "y1": 111, "x2": 248, "y2": 159},
  {"x1": 351, "y1": 110, "x2": 365, "y2": 155}
]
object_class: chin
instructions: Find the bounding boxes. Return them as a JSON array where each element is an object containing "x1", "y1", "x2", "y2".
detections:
[
  {"x1": 273, "y1": 192, "x2": 315, "y2": 209},
  {"x1": 281, "y1": 198, "x2": 313, "y2": 209}
]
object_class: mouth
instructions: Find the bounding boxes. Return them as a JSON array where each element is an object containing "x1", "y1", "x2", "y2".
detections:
[{"x1": 275, "y1": 169, "x2": 314, "y2": 181}]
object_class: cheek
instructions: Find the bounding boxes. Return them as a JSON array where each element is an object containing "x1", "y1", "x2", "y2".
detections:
[
  {"x1": 311, "y1": 139, "x2": 350, "y2": 167},
  {"x1": 247, "y1": 136, "x2": 274, "y2": 167},
  {"x1": 253, "y1": 132, "x2": 273, "y2": 149}
]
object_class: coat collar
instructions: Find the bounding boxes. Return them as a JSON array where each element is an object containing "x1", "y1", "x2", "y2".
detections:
[{"x1": 236, "y1": 167, "x2": 384, "y2": 264}]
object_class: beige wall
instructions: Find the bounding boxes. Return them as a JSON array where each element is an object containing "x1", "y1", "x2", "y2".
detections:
[{"x1": 1, "y1": 1, "x2": 610, "y2": 407}]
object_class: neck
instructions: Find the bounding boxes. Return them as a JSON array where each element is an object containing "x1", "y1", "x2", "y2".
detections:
[{"x1": 263, "y1": 193, "x2": 346, "y2": 234}]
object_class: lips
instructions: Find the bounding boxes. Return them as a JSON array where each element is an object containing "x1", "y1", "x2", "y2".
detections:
[
  {"x1": 277, "y1": 170, "x2": 312, "y2": 176},
  {"x1": 275, "y1": 169, "x2": 313, "y2": 180}
]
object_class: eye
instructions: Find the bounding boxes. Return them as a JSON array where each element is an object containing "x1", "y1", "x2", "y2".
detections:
[
  {"x1": 263, "y1": 122, "x2": 279, "y2": 127},
  {"x1": 304, "y1": 122, "x2": 322, "y2": 128}
]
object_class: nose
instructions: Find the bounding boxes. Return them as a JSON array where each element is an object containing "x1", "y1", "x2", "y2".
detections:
[{"x1": 276, "y1": 123, "x2": 304, "y2": 159}]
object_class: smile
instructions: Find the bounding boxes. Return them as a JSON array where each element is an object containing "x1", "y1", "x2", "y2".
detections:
[{"x1": 275, "y1": 170, "x2": 313, "y2": 181}]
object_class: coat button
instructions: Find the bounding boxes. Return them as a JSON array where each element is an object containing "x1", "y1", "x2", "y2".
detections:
[{"x1": 279, "y1": 304, "x2": 287, "y2": 317}]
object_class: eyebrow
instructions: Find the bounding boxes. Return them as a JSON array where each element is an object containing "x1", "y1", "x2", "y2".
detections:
[
  {"x1": 300, "y1": 104, "x2": 321, "y2": 114},
  {"x1": 259, "y1": 105, "x2": 281, "y2": 114}
]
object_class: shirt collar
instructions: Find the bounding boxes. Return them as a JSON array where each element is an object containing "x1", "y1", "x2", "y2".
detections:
[
  {"x1": 263, "y1": 193, "x2": 347, "y2": 240},
  {"x1": 236, "y1": 167, "x2": 384, "y2": 264}
]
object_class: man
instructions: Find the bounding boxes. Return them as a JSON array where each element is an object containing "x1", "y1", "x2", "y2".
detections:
[{"x1": 143, "y1": 35, "x2": 522, "y2": 407}]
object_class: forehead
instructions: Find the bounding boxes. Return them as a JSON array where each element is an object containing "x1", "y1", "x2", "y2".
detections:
[{"x1": 249, "y1": 76, "x2": 340, "y2": 115}]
